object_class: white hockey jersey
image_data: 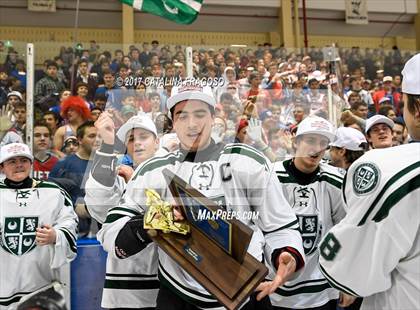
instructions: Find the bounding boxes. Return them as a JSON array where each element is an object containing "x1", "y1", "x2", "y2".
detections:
[
  {"x1": 0, "y1": 179, "x2": 78, "y2": 309},
  {"x1": 270, "y1": 159, "x2": 347, "y2": 309},
  {"x1": 85, "y1": 149, "x2": 159, "y2": 309},
  {"x1": 98, "y1": 141, "x2": 305, "y2": 309},
  {"x1": 319, "y1": 143, "x2": 420, "y2": 310}
]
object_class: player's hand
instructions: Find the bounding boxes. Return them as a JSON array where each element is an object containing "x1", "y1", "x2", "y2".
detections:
[
  {"x1": 339, "y1": 292, "x2": 357, "y2": 307},
  {"x1": 279, "y1": 130, "x2": 293, "y2": 151},
  {"x1": 118, "y1": 165, "x2": 134, "y2": 183},
  {"x1": 173, "y1": 205, "x2": 185, "y2": 221},
  {"x1": 36, "y1": 224, "x2": 57, "y2": 245},
  {"x1": 75, "y1": 203, "x2": 90, "y2": 219},
  {"x1": 255, "y1": 252, "x2": 296, "y2": 301},
  {"x1": 247, "y1": 118, "x2": 264, "y2": 144},
  {"x1": 0, "y1": 104, "x2": 13, "y2": 133},
  {"x1": 340, "y1": 110, "x2": 355, "y2": 123},
  {"x1": 95, "y1": 111, "x2": 116, "y2": 145}
]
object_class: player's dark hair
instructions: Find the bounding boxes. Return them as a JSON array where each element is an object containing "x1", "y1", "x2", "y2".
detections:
[
  {"x1": 406, "y1": 94, "x2": 420, "y2": 114},
  {"x1": 343, "y1": 148, "x2": 366, "y2": 165},
  {"x1": 170, "y1": 103, "x2": 214, "y2": 120}
]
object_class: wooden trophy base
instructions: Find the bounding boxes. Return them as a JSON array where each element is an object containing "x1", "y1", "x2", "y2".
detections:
[{"x1": 150, "y1": 226, "x2": 268, "y2": 310}]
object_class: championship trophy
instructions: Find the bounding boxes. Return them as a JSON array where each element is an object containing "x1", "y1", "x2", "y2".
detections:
[{"x1": 144, "y1": 169, "x2": 268, "y2": 310}]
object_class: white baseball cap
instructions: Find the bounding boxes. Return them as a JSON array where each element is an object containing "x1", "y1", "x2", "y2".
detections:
[
  {"x1": 402, "y1": 53, "x2": 420, "y2": 95},
  {"x1": 167, "y1": 84, "x2": 216, "y2": 119},
  {"x1": 309, "y1": 70, "x2": 326, "y2": 82},
  {"x1": 116, "y1": 114, "x2": 157, "y2": 143},
  {"x1": 7, "y1": 91, "x2": 23, "y2": 101},
  {"x1": 365, "y1": 115, "x2": 394, "y2": 133},
  {"x1": 0, "y1": 143, "x2": 33, "y2": 164},
  {"x1": 330, "y1": 127, "x2": 367, "y2": 151},
  {"x1": 379, "y1": 96, "x2": 392, "y2": 105},
  {"x1": 383, "y1": 76, "x2": 393, "y2": 83},
  {"x1": 296, "y1": 116, "x2": 335, "y2": 142}
]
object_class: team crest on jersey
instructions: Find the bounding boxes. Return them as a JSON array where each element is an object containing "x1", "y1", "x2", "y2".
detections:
[
  {"x1": 353, "y1": 163, "x2": 380, "y2": 195},
  {"x1": 292, "y1": 186, "x2": 315, "y2": 209},
  {"x1": 0, "y1": 217, "x2": 38, "y2": 256},
  {"x1": 298, "y1": 215, "x2": 321, "y2": 255},
  {"x1": 190, "y1": 163, "x2": 214, "y2": 190}
]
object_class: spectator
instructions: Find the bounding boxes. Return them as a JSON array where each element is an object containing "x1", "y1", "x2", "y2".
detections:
[
  {"x1": 147, "y1": 92, "x2": 161, "y2": 120},
  {"x1": 95, "y1": 69, "x2": 117, "y2": 97},
  {"x1": 129, "y1": 48, "x2": 142, "y2": 72},
  {"x1": 120, "y1": 105, "x2": 137, "y2": 123},
  {"x1": 62, "y1": 135, "x2": 79, "y2": 155},
  {"x1": 0, "y1": 65, "x2": 8, "y2": 106},
  {"x1": 90, "y1": 106, "x2": 103, "y2": 122},
  {"x1": 346, "y1": 77, "x2": 374, "y2": 108},
  {"x1": 378, "y1": 104, "x2": 397, "y2": 121},
  {"x1": 215, "y1": 66, "x2": 237, "y2": 101},
  {"x1": 392, "y1": 117, "x2": 407, "y2": 146},
  {"x1": 306, "y1": 78, "x2": 327, "y2": 116},
  {"x1": 33, "y1": 121, "x2": 59, "y2": 180},
  {"x1": 245, "y1": 72, "x2": 272, "y2": 111},
  {"x1": 340, "y1": 110, "x2": 365, "y2": 133},
  {"x1": 54, "y1": 55, "x2": 69, "y2": 85},
  {"x1": 75, "y1": 82, "x2": 94, "y2": 108},
  {"x1": 350, "y1": 100, "x2": 368, "y2": 119},
  {"x1": 3, "y1": 48, "x2": 18, "y2": 74},
  {"x1": 110, "y1": 49, "x2": 124, "y2": 73},
  {"x1": 116, "y1": 64, "x2": 131, "y2": 87},
  {"x1": 372, "y1": 76, "x2": 401, "y2": 112},
  {"x1": 93, "y1": 93, "x2": 107, "y2": 111},
  {"x1": 53, "y1": 96, "x2": 91, "y2": 157},
  {"x1": 72, "y1": 59, "x2": 97, "y2": 101},
  {"x1": 135, "y1": 83, "x2": 151, "y2": 112},
  {"x1": 10, "y1": 59, "x2": 26, "y2": 89},
  {"x1": 49, "y1": 89, "x2": 72, "y2": 116},
  {"x1": 34, "y1": 61, "x2": 66, "y2": 106},
  {"x1": 49, "y1": 121, "x2": 99, "y2": 237},
  {"x1": 43, "y1": 111, "x2": 60, "y2": 136},
  {"x1": 139, "y1": 42, "x2": 151, "y2": 67},
  {"x1": 289, "y1": 103, "x2": 309, "y2": 130},
  {"x1": 268, "y1": 127, "x2": 294, "y2": 161},
  {"x1": 1, "y1": 100, "x2": 26, "y2": 146},
  {"x1": 150, "y1": 40, "x2": 161, "y2": 57},
  {"x1": 5, "y1": 91, "x2": 24, "y2": 115}
]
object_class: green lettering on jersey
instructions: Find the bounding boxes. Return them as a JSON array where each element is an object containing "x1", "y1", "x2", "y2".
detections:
[{"x1": 320, "y1": 232, "x2": 341, "y2": 261}]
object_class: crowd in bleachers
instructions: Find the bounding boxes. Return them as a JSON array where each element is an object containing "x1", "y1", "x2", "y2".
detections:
[
  {"x1": 0, "y1": 41, "x2": 413, "y2": 225},
  {"x1": 0, "y1": 41, "x2": 412, "y2": 162},
  {"x1": 0, "y1": 38, "x2": 418, "y2": 309}
]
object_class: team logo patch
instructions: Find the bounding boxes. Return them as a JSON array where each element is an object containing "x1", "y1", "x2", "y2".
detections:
[
  {"x1": 1, "y1": 217, "x2": 38, "y2": 256},
  {"x1": 189, "y1": 163, "x2": 214, "y2": 190},
  {"x1": 298, "y1": 215, "x2": 321, "y2": 255},
  {"x1": 353, "y1": 163, "x2": 380, "y2": 195}
]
